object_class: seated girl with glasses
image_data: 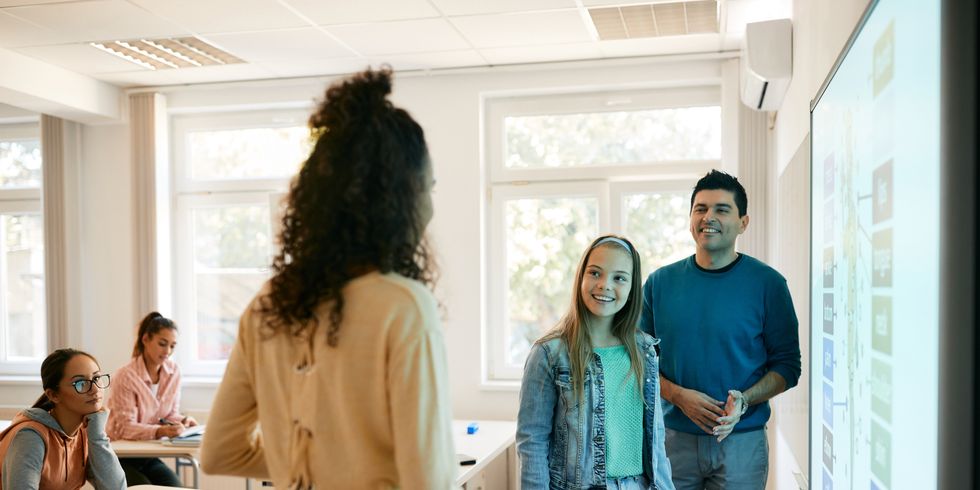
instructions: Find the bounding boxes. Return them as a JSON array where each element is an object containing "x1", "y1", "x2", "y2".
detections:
[
  {"x1": 0, "y1": 348, "x2": 125, "y2": 489},
  {"x1": 105, "y1": 312, "x2": 197, "y2": 487}
]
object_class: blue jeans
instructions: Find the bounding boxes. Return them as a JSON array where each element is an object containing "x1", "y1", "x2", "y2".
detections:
[
  {"x1": 607, "y1": 474, "x2": 650, "y2": 489},
  {"x1": 664, "y1": 428, "x2": 768, "y2": 490}
]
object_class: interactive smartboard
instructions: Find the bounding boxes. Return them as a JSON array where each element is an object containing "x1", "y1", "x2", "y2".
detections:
[{"x1": 809, "y1": 0, "x2": 940, "y2": 488}]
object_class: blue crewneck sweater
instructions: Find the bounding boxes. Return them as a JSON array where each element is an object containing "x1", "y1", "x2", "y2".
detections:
[{"x1": 640, "y1": 254, "x2": 801, "y2": 434}]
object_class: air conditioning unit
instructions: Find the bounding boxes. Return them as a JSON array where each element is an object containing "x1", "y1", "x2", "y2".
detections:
[{"x1": 740, "y1": 18, "x2": 793, "y2": 111}]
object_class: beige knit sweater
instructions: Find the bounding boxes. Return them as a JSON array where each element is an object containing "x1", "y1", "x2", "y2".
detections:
[{"x1": 200, "y1": 272, "x2": 456, "y2": 489}]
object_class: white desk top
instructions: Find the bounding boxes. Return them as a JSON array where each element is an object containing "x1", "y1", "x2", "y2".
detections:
[
  {"x1": 3, "y1": 418, "x2": 516, "y2": 487},
  {"x1": 452, "y1": 419, "x2": 516, "y2": 486}
]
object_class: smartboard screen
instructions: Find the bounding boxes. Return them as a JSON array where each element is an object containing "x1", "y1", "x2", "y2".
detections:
[{"x1": 809, "y1": 0, "x2": 940, "y2": 489}]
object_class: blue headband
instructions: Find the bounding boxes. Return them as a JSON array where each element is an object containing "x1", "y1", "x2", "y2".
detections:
[{"x1": 591, "y1": 236, "x2": 632, "y2": 255}]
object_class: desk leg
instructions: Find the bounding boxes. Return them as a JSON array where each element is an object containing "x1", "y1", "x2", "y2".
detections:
[{"x1": 175, "y1": 457, "x2": 200, "y2": 488}]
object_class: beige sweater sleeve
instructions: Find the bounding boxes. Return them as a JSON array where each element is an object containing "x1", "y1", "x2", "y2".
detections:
[
  {"x1": 199, "y1": 308, "x2": 269, "y2": 479},
  {"x1": 387, "y1": 304, "x2": 457, "y2": 490}
]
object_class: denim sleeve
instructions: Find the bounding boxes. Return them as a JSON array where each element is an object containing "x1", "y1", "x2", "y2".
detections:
[
  {"x1": 639, "y1": 273, "x2": 656, "y2": 337},
  {"x1": 651, "y1": 375, "x2": 676, "y2": 490},
  {"x1": 516, "y1": 343, "x2": 556, "y2": 489},
  {"x1": 2, "y1": 429, "x2": 43, "y2": 490},
  {"x1": 763, "y1": 277, "x2": 801, "y2": 389}
]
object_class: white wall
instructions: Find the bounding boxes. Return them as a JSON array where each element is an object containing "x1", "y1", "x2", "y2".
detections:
[
  {"x1": 767, "y1": 0, "x2": 872, "y2": 487},
  {"x1": 2, "y1": 56, "x2": 735, "y2": 419}
]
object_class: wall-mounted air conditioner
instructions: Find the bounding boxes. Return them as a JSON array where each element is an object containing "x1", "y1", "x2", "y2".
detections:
[{"x1": 740, "y1": 18, "x2": 793, "y2": 111}]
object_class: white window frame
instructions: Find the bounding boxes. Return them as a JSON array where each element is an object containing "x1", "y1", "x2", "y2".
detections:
[
  {"x1": 483, "y1": 87, "x2": 720, "y2": 385},
  {"x1": 170, "y1": 109, "x2": 304, "y2": 377},
  {"x1": 0, "y1": 122, "x2": 44, "y2": 375}
]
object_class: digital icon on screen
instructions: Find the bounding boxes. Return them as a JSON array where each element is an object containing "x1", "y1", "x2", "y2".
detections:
[
  {"x1": 872, "y1": 296, "x2": 892, "y2": 355},
  {"x1": 823, "y1": 382, "x2": 834, "y2": 428},
  {"x1": 823, "y1": 294, "x2": 835, "y2": 334},
  {"x1": 823, "y1": 247, "x2": 834, "y2": 288},
  {"x1": 872, "y1": 229, "x2": 893, "y2": 287},
  {"x1": 873, "y1": 21, "x2": 894, "y2": 96},
  {"x1": 823, "y1": 338, "x2": 834, "y2": 381},
  {"x1": 871, "y1": 421, "x2": 892, "y2": 487},
  {"x1": 823, "y1": 425, "x2": 834, "y2": 472},
  {"x1": 871, "y1": 359, "x2": 892, "y2": 423},
  {"x1": 872, "y1": 160, "x2": 894, "y2": 224}
]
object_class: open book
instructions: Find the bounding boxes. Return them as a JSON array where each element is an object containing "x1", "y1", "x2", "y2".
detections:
[{"x1": 161, "y1": 424, "x2": 205, "y2": 447}]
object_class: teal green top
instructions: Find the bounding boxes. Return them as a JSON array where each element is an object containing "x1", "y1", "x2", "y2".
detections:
[{"x1": 594, "y1": 344, "x2": 643, "y2": 478}]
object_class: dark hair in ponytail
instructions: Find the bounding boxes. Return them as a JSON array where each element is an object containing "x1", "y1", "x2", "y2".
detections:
[
  {"x1": 32, "y1": 348, "x2": 98, "y2": 410},
  {"x1": 259, "y1": 65, "x2": 436, "y2": 347},
  {"x1": 132, "y1": 312, "x2": 178, "y2": 358}
]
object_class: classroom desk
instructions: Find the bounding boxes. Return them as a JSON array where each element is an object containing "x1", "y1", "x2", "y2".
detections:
[
  {"x1": 3, "y1": 419, "x2": 517, "y2": 489},
  {"x1": 111, "y1": 440, "x2": 200, "y2": 489},
  {"x1": 453, "y1": 419, "x2": 517, "y2": 489}
]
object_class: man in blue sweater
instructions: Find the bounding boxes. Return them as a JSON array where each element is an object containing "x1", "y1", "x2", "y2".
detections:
[{"x1": 640, "y1": 170, "x2": 801, "y2": 490}]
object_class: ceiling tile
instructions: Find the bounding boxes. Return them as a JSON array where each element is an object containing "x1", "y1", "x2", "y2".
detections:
[
  {"x1": 283, "y1": 0, "x2": 439, "y2": 24},
  {"x1": 480, "y1": 42, "x2": 601, "y2": 65},
  {"x1": 371, "y1": 50, "x2": 486, "y2": 71},
  {"x1": 0, "y1": 10, "x2": 61, "y2": 47},
  {"x1": 202, "y1": 28, "x2": 356, "y2": 62},
  {"x1": 95, "y1": 63, "x2": 275, "y2": 88},
  {"x1": 429, "y1": 0, "x2": 575, "y2": 16},
  {"x1": 327, "y1": 19, "x2": 470, "y2": 56},
  {"x1": 598, "y1": 32, "x2": 721, "y2": 58},
  {"x1": 259, "y1": 57, "x2": 374, "y2": 78},
  {"x1": 129, "y1": 0, "x2": 309, "y2": 34},
  {"x1": 0, "y1": 0, "x2": 65, "y2": 6},
  {"x1": 14, "y1": 43, "x2": 148, "y2": 74},
  {"x1": 451, "y1": 10, "x2": 592, "y2": 48},
  {"x1": 6, "y1": 0, "x2": 187, "y2": 44}
]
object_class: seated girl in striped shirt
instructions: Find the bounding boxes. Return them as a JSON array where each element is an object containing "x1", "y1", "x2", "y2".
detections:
[{"x1": 106, "y1": 312, "x2": 197, "y2": 487}]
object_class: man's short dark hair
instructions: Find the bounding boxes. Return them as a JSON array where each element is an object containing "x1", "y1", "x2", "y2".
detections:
[{"x1": 690, "y1": 170, "x2": 748, "y2": 217}]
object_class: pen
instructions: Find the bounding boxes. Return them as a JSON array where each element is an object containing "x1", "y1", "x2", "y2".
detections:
[{"x1": 159, "y1": 418, "x2": 175, "y2": 426}]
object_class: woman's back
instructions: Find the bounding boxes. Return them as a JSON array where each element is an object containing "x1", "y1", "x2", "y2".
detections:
[{"x1": 201, "y1": 272, "x2": 456, "y2": 489}]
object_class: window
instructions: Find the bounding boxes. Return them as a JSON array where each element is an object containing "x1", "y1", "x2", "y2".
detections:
[
  {"x1": 0, "y1": 123, "x2": 45, "y2": 373},
  {"x1": 171, "y1": 110, "x2": 309, "y2": 375},
  {"x1": 485, "y1": 87, "x2": 720, "y2": 382}
]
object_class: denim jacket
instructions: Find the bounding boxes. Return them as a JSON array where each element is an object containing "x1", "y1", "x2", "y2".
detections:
[{"x1": 517, "y1": 331, "x2": 675, "y2": 490}]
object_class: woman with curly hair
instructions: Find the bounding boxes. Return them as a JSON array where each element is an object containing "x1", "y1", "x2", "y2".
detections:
[{"x1": 200, "y1": 66, "x2": 455, "y2": 489}]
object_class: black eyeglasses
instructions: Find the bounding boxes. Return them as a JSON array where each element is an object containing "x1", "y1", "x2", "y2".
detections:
[{"x1": 70, "y1": 374, "x2": 111, "y2": 394}]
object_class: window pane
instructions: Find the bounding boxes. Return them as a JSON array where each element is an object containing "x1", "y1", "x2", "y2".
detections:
[
  {"x1": 194, "y1": 272, "x2": 266, "y2": 360},
  {"x1": 193, "y1": 205, "x2": 272, "y2": 269},
  {"x1": 505, "y1": 197, "x2": 598, "y2": 367},
  {"x1": 188, "y1": 126, "x2": 310, "y2": 180},
  {"x1": 2, "y1": 214, "x2": 45, "y2": 360},
  {"x1": 504, "y1": 106, "x2": 721, "y2": 168},
  {"x1": 623, "y1": 192, "x2": 693, "y2": 281},
  {"x1": 0, "y1": 140, "x2": 42, "y2": 188}
]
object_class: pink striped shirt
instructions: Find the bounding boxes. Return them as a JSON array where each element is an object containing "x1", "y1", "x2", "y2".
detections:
[{"x1": 105, "y1": 356, "x2": 183, "y2": 441}]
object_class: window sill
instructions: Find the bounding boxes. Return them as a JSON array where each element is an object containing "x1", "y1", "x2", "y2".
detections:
[
  {"x1": 0, "y1": 375, "x2": 41, "y2": 386},
  {"x1": 180, "y1": 376, "x2": 223, "y2": 388}
]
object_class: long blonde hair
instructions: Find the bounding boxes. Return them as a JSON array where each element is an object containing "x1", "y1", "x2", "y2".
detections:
[{"x1": 538, "y1": 235, "x2": 645, "y2": 402}]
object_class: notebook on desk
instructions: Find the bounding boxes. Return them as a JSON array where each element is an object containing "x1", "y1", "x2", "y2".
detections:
[{"x1": 161, "y1": 425, "x2": 205, "y2": 446}]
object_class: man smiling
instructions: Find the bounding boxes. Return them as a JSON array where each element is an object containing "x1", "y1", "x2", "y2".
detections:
[{"x1": 640, "y1": 170, "x2": 801, "y2": 490}]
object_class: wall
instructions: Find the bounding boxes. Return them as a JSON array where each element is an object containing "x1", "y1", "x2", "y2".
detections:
[
  {"x1": 2, "y1": 56, "x2": 736, "y2": 421},
  {"x1": 767, "y1": 0, "x2": 873, "y2": 487}
]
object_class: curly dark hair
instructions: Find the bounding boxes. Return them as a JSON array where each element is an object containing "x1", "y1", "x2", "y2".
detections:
[{"x1": 260, "y1": 66, "x2": 435, "y2": 346}]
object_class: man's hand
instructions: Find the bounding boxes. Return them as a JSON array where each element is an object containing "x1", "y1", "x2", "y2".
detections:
[
  {"x1": 713, "y1": 390, "x2": 748, "y2": 442},
  {"x1": 671, "y1": 387, "x2": 725, "y2": 434},
  {"x1": 182, "y1": 415, "x2": 199, "y2": 427}
]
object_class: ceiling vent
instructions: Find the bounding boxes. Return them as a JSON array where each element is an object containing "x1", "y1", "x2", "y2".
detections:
[
  {"x1": 589, "y1": 1, "x2": 718, "y2": 41},
  {"x1": 90, "y1": 36, "x2": 244, "y2": 70}
]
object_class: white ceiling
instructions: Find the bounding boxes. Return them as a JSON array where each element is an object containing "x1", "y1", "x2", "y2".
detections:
[{"x1": 0, "y1": 0, "x2": 791, "y2": 89}]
